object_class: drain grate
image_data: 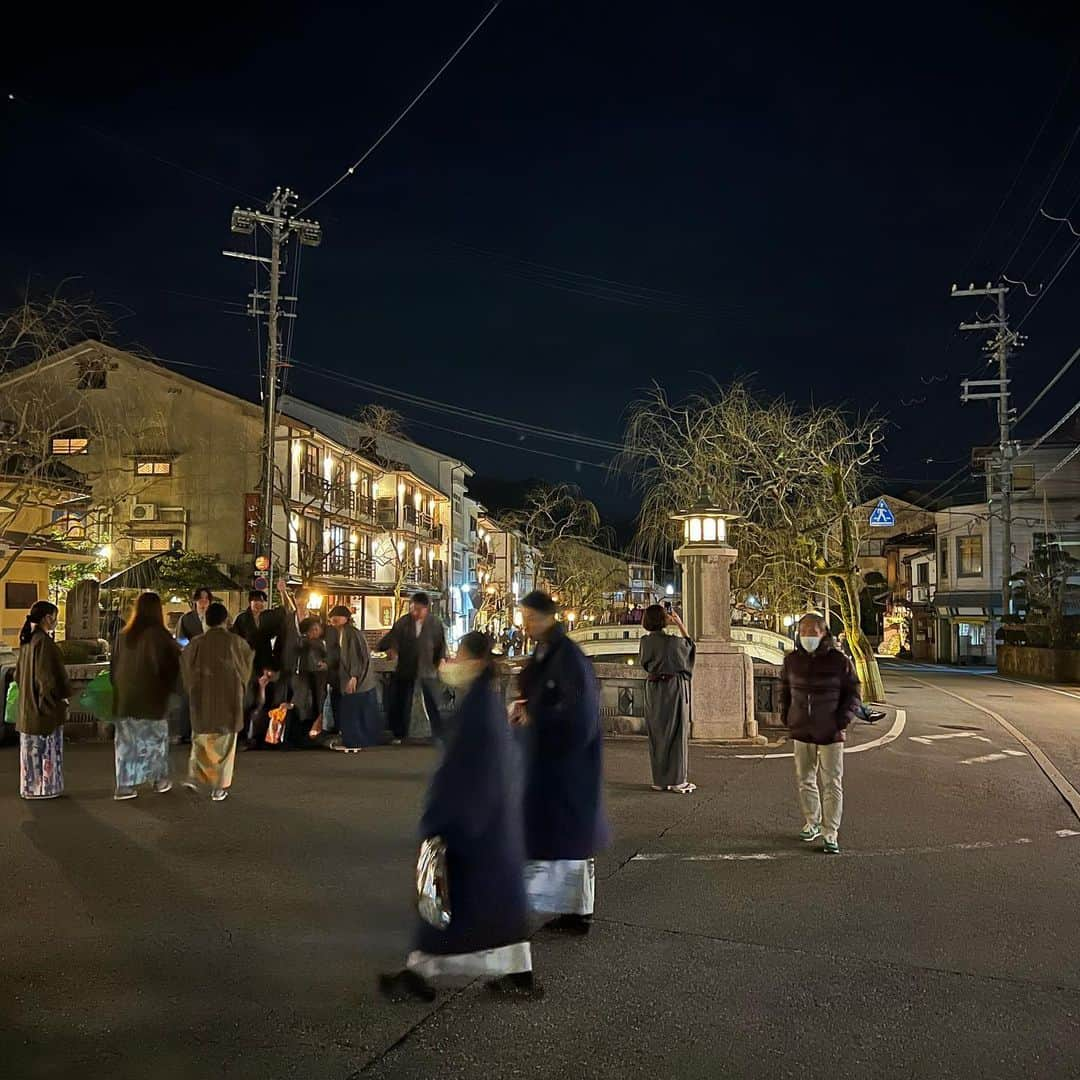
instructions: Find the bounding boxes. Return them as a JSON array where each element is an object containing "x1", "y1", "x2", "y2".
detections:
[
  {"x1": 898, "y1": 685, "x2": 923, "y2": 689},
  {"x1": 938, "y1": 724, "x2": 983, "y2": 731},
  {"x1": 986, "y1": 694, "x2": 1014, "y2": 699}
]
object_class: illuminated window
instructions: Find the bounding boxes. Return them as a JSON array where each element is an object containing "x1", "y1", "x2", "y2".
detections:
[
  {"x1": 688, "y1": 517, "x2": 703, "y2": 543},
  {"x1": 51, "y1": 436, "x2": 89, "y2": 455},
  {"x1": 703, "y1": 517, "x2": 718, "y2": 542},
  {"x1": 135, "y1": 460, "x2": 172, "y2": 476},
  {"x1": 132, "y1": 536, "x2": 175, "y2": 553},
  {"x1": 956, "y1": 535, "x2": 983, "y2": 577}
]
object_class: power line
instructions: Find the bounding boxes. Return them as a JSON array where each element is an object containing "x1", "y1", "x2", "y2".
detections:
[
  {"x1": 291, "y1": 361, "x2": 629, "y2": 454},
  {"x1": 965, "y1": 57, "x2": 1077, "y2": 274},
  {"x1": 297, "y1": 2, "x2": 503, "y2": 216},
  {"x1": 1001, "y1": 121, "x2": 1080, "y2": 275},
  {"x1": 1016, "y1": 342, "x2": 1080, "y2": 425},
  {"x1": 6, "y1": 90, "x2": 260, "y2": 202},
  {"x1": 1017, "y1": 397, "x2": 1080, "y2": 456}
]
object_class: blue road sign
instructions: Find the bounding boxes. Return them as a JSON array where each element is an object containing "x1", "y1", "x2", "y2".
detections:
[{"x1": 869, "y1": 498, "x2": 895, "y2": 527}]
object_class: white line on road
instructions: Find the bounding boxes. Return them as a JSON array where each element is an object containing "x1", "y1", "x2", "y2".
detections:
[
  {"x1": 959, "y1": 750, "x2": 1027, "y2": 765},
  {"x1": 987, "y1": 675, "x2": 1080, "y2": 702},
  {"x1": 631, "y1": 831, "x2": 1079, "y2": 863},
  {"x1": 907, "y1": 678, "x2": 1080, "y2": 823},
  {"x1": 910, "y1": 732, "x2": 992, "y2": 745},
  {"x1": 726, "y1": 709, "x2": 907, "y2": 760}
]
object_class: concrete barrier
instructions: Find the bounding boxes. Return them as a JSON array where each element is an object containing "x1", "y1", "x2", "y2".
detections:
[{"x1": 997, "y1": 645, "x2": 1080, "y2": 685}]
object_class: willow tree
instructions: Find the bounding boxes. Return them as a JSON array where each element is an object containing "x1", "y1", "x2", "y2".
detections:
[
  {"x1": 621, "y1": 383, "x2": 886, "y2": 702},
  {"x1": 503, "y1": 484, "x2": 623, "y2": 620}
]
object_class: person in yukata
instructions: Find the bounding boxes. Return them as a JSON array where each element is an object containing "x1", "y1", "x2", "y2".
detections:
[
  {"x1": 514, "y1": 591, "x2": 609, "y2": 936},
  {"x1": 639, "y1": 604, "x2": 696, "y2": 794},
  {"x1": 379, "y1": 632, "x2": 540, "y2": 1002}
]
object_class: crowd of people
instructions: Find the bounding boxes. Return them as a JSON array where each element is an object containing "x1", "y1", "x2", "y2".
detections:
[{"x1": 10, "y1": 583, "x2": 866, "y2": 993}]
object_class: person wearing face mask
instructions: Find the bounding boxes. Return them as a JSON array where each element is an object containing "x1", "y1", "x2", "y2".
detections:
[
  {"x1": 780, "y1": 613, "x2": 861, "y2": 854},
  {"x1": 379, "y1": 632, "x2": 539, "y2": 1003}
]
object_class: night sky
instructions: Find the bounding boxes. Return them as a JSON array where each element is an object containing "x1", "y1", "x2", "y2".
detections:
[{"x1": 4, "y1": 2, "x2": 1079, "y2": 519}]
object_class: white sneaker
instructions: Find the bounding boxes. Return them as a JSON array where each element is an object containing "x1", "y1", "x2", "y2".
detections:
[
  {"x1": 182, "y1": 780, "x2": 198, "y2": 792},
  {"x1": 153, "y1": 778, "x2": 173, "y2": 794},
  {"x1": 113, "y1": 788, "x2": 138, "y2": 801},
  {"x1": 210, "y1": 788, "x2": 229, "y2": 802}
]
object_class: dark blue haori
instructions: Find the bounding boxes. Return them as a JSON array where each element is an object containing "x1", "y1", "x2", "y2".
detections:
[
  {"x1": 414, "y1": 671, "x2": 528, "y2": 958},
  {"x1": 519, "y1": 623, "x2": 610, "y2": 861}
]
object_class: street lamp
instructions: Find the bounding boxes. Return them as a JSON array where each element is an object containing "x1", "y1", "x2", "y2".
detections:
[{"x1": 668, "y1": 489, "x2": 738, "y2": 546}]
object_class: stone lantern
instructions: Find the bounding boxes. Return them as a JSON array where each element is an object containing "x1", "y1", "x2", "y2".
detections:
[{"x1": 671, "y1": 491, "x2": 759, "y2": 742}]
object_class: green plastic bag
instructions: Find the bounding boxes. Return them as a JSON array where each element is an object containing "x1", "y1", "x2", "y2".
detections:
[
  {"x1": 78, "y1": 670, "x2": 114, "y2": 721},
  {"x1": 4, "y1": 681, "x2": 17, "y2": 724}
]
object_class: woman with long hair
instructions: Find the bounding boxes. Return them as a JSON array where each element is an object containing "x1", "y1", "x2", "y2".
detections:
[
  {"x1": 14, "y1": 600, "x2": 69, "y2": 799},
  {"x1": 380, "y1": 632, "x2": 539, "y2": 1002},
  {"x1": 110, "y1": 591, "x2": 181, "y2": 800},
  {"x1": 639, "y1": 604, "x2": 696, "y2": 794}
]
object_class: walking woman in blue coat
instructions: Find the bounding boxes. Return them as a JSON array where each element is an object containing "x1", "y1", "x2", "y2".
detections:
[
  {"x1": 379, "y1": 632, "x2": 539, "y2": 1002},
  {"x1": 514, "y1": 591, "x2": 609, "y2": 936}
]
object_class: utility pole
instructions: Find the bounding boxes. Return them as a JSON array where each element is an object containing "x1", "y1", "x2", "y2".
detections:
[
  {"x1": 225, "y1": 188, "x2": 322, "y2": 597},
  {"x1": 951, "y1": 281, "x2": 1023, "y2": 624}
]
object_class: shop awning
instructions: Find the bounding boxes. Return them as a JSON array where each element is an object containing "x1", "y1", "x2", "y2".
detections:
[{"x1": 933, "y1": 591, "x2": 1003, "y2": 616}]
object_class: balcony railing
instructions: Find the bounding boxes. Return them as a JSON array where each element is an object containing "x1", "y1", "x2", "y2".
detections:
[
  {"x1": 404, "y1": 560, "x2": 446, "y2": 590},
  {"x1": 300, "y1": 472, "x2": 375, "y2": 520},
  {"x1": 320, "y1": 553, "x2": 375, "y2": 580}
]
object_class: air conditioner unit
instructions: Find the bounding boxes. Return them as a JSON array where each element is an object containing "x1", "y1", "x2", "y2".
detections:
[{"x1": 131, "y1": 502, "x2": 158, "y2": 522}]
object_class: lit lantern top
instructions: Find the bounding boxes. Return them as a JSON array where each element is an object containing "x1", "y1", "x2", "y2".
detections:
[{"x1": 669, "y1": 490, "x2": 738, "y2": 546}]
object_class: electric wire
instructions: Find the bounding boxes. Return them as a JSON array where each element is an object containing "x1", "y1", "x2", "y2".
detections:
[
  {"x1": 1017, "y1": 397, "x2": 1080, "y2": 456},
  {"x1": 1001, "y1": 120, "x2": 1080, "y2": 275},
  {"x1": 1015, "y1": 342, "x2": 1080, "y2": 425},
  {"x1": 290, "y1": 361, "x2": 630, "y2": 454},
  {"x1": 965, "y1": 57, "x2": 1077, "y2": 273},
  {"x1": 297, "y1": 2, "x2": 503, "y2": 216}
]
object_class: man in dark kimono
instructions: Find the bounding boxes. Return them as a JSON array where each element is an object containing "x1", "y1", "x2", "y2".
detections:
[
  {"x1": 327, "y1": 605, "x2": 381, "y2": 750},
  {"x1": 380, "y1": 632, "x2": 538, "y2": 1002},
  {"x1": 377, "y1": 592, "x2": 447, "y2": 744},
  {"x1": 515, "y1": 590, "x2": 609, "y2": 935}
]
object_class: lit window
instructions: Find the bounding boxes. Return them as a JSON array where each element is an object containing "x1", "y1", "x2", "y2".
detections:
[
  {"x1": 703, "y1": 517, "x2": 717, "y2": 542},
  {"x1": 689, "y1": 517, "x2": 703, "y2": 543},
  {"x1": 957, "y1": 535, "x2": 983, "y2": 577},
  {"x1": 132, "y1": 536, "x2": 174, "y2": 553},
  {"x1": 51, "y1": 436, "x2": 89, "y2": 455},
  {"x1": 135, "y1": 460, "x2": 172, "y2": 476}
]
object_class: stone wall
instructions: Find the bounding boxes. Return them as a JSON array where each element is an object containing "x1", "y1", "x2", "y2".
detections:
[{"x1": 997, "y1": 645, "x2": 1080, "y2": 685}]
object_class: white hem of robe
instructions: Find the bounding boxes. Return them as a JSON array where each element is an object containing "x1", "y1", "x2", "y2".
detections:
[
  {"x1": 524, "y1": 858, "x2": 595, "y2": 915},
  {"x1": 406, "y1": 941, "x2": 532, "y2": 981}
]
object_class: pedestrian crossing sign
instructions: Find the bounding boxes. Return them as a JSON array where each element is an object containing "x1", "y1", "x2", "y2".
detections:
[{"x1": 869, "y1": 498, "x2": 895, "y2": 527}]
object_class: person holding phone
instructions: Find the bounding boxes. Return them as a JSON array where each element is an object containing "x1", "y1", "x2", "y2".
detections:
[{"x1": 639, "y1": 604, "x2": 696, "y2": 794}]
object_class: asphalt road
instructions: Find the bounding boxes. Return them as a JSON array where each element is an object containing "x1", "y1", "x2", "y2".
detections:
[{"x1": 2, "y1": 667, "x2": 1079, "y2": 1079}]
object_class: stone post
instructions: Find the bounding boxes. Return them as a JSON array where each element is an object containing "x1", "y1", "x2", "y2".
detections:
[
  {"x1": 675, "y1": 541, "x2": 759, "y2": 742},
  {"x1": 66, "y1": 579, "x2": 101, "y2": 644}
]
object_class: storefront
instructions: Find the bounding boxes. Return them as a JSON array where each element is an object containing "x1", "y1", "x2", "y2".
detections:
[{"x1": 932, "y1": 591, "x2": 1002, "y2": 665}]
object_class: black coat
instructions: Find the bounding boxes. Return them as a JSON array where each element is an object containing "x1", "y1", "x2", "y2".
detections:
[
  {"x1": 518, "y1": 624, "x2": 609, "y2": 861},
  {"x1": 175, "y1": 610, "x2": 205, "y2": 645},
  {"x1": 780, "y1": 637, "x2": 861, "y2": 745},
  {"x1": 378, "y1": 614, "x2": 447, "y2": 680},
  {"x1": 271, "y1": 609, "x2": 304, "y2": 677},
  {"x1": 232, "y1": 608, "x2": 274, "y2": 672},
  {"x1": 415, "y1": 670, "x2": 528, "y2": 956}
]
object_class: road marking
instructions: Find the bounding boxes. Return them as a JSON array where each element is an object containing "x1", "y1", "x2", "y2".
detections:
[
  {"x1": 987, "y1": 674, "x2": 1080, "y2": 702},
  {"x1": 960, "y1": 750, "x2": 1027, "y2": 765},
  {"x1": 910, "y1": 732, "x2": 991, "y2": 745},
  {"x1": 726, "y1": 709, "x2": 906, "y2": 760},
  {"x1": 907, "y1": 678, "x2": 1080, "y2": 823},
  {"x1": 631, "y1": 831, "x2": 1079, "y2": 863}
]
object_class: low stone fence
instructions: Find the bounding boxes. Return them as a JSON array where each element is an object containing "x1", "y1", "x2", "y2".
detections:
[{"x1": 997, "y1": 645, "x2": 1080, "y2": 685}]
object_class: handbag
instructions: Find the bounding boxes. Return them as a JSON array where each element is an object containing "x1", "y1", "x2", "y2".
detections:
[
  {"x1": 265, "y1": 702, "x2": 291, "y2": 745},
  {"x1": 4, "y1": 681, "x2": 18, "y2": 724},
  {"x1": 416, "y1": 835, "x2": 451, "y2": 930},
  {"x1": 78, "y1": 670, "x2": 114, "y2": 721}
]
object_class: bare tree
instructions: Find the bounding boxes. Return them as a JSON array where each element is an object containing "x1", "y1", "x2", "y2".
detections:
[
  {"x1": 503, "y1": 484, "x2": 625, "y2": 622},
  {"x1": 0, "y1": 294, "x2": 168, "y2": 584},
  {"x1": 621, "y1": 382, "x2": 887, "y2": 701}
]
